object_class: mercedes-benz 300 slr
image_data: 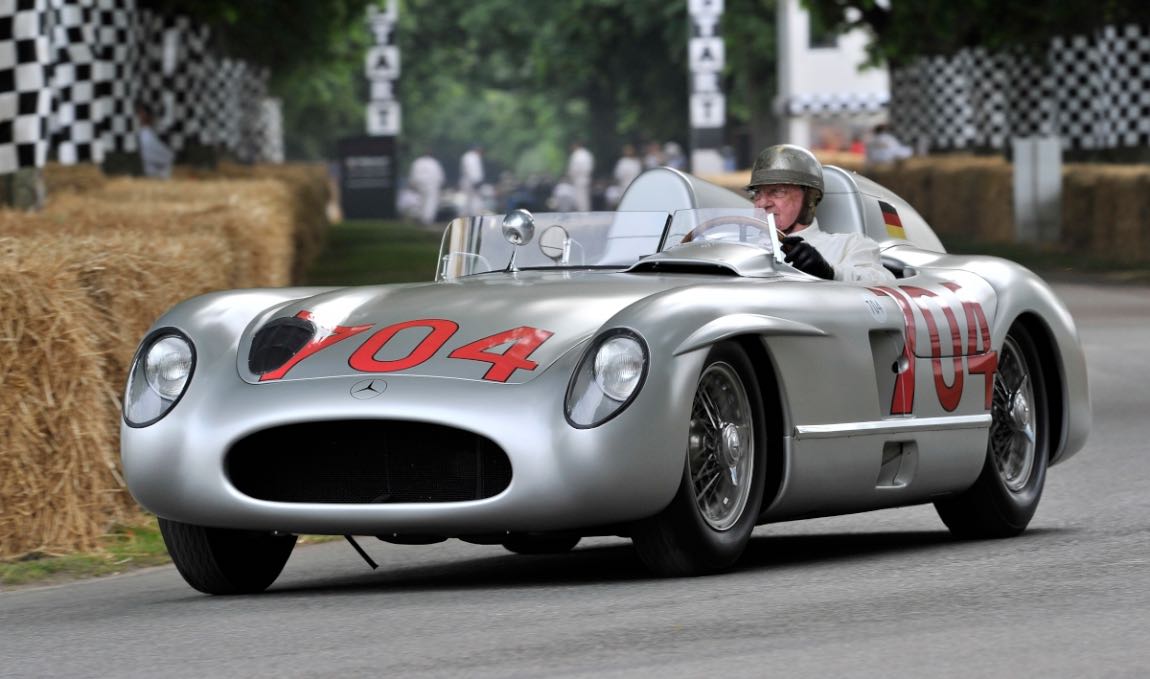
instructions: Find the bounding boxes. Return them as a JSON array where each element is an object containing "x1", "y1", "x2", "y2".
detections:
[{"x1": 121, "y1": 167, "x2": 1090, "y2": 594}]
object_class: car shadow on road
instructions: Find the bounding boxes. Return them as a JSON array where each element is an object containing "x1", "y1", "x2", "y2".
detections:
[{"x1": 265, "y1": 528, "x2": 1063, "y2": 597}]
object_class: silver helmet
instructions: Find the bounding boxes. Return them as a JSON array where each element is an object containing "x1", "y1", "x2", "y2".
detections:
[{"x1": 745, "y1": 144, "x2": 824, "y2": 225}]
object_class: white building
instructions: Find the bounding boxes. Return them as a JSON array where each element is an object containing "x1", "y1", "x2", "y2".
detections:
[{"x1": 775, "y1": 0, "x2": 889, "y2": 149}]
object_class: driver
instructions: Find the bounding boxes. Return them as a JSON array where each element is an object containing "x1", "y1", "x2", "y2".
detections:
[{"x1": 747, "y1": 144, "x2": 894, "y2": 283}]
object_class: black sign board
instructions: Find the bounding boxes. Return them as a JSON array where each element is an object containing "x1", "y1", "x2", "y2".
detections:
[{"x1": 337, "y1": 135, "x2": 397, "y2": 220}]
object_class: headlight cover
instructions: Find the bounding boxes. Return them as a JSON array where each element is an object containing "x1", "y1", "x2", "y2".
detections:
[
  {"x1": 565, "y1": 329, "x2": 649, "y2": 428},
  {"x1": 124, "y1": 329, "x2": 195, "y2": 427}
]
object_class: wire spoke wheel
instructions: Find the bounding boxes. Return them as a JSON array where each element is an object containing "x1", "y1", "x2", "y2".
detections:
[
  {"x1": 631, "y1": 342, "x2": 769, "y2": 577},
  {"x1": 990, "y1": 336, "x2": 1036, "y2": 493},
  {"x1": 688, "y1": 361, "x2": 754, "y2": 531},
  {"x1": 933, "y1": 323, "x2": 1049, "y2": 539}
]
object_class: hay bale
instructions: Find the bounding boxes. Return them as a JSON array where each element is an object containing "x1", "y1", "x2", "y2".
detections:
[
  {"x1": 0, "y1": 168, "x2": 329, "y2": 557},
  {"x1": 0, "y1": 222, "x2": 232, "y2": 558},
  {"x1": 865, "y1": 158, "x2": 934, "y2": 216},
  {"x1": 1062, "y1": 164, "x2": 1150, "y2": 263},
  {"x1": 42, "y1": 163, "x2": 108, "y2": 195},
  {"x1": 926, "y1": 156, "x2": 1014, "y2": 242},
  {"x1": 45, "y1": 178, "x2": 297, "y2": 288},
  {"x1": 0, "y1": 239, "x2": 129, "y2": 558},
  {"x1": 0, "y1": 212, "x2": 235, "y2": 378},
  {"x1": 201, "y1": 163, "x2": 331, "y2": 278}
]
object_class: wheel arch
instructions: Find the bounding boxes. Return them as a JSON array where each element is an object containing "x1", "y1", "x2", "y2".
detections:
[
  {"x1": 730, "y1": 334, "x2": 786, "y2": 518},
  {"x1": 1010, "y1": 312, "x2": 1066, "y2": 466}
]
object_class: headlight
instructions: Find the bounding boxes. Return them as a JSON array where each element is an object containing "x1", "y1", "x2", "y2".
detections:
[
  {"x1": 593, "y1": 336, "x2": 645, "y2": 401},
  {"x1": 566, "y1": 329, "x2": 648, "y2": 428},
  {"x1": 145, "y1": 337, "x2": 194, "y2": 399},
  {"x1": 124, "y1": 330, "x2": 196, "y2": 427}
]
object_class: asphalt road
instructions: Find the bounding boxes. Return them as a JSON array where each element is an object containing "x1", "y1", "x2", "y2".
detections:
[{"x1": 2, "y1": 282, "x2": 1147, "y2": 678}]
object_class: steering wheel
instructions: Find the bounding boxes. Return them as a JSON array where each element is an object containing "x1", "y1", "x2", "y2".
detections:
[{"x1": 681, "y1": 215, "x2": 777, "y2": 244}]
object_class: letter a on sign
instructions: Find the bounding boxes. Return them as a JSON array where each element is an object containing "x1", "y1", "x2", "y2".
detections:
[
  {"x1": 689, "y1": 38, "x2": 724, "y2": 72},
  {"x1": 365, "y1": 46, "x2": 400, "y2": 79}
]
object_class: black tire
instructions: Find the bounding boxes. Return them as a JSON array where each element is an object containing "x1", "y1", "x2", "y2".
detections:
[
  {"x1": 935, "y1": 323, "x2": 1049, "y2": 538},
  {"x1": 501, "y1": 533, "x2": 581, "y2": 555},
  {"x1": 158, "y1": 517, "x2": 297, "y2": 595},
  {"x1": 631, "y1": 342, "x2": 767, "y2": 576}
]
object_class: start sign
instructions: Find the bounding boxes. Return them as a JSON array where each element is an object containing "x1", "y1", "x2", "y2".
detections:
[{"x1": 364, "y1": 0, "x2": 401, "y2": 137}]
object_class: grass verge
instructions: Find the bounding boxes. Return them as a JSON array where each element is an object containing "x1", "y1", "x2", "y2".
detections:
[
  {"x1": 304, "y1": 218, "x2": 442, "y2": 286},
  {"x1": 1, "y1": 520, "x2": 169, "y2": 588}
]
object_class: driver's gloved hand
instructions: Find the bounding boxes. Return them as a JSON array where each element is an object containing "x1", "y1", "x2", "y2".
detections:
[{"x1": 780, "y1": 236, "x2": 835, "y2": 280}]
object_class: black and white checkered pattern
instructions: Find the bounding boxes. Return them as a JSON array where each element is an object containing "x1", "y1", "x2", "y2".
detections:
[
  {"x1": 0, "y1": 0, "x2": 53, "y2": 172},
  {"x1": 889, "y1": 61, "x2": 928, "y2": 148},
  {"x1": 0, "y1": 0, "x2": 279, "y2": 173},
  {"x1": 891, "y1": 23, "x2": 1150, "y2": 152},
  {"x1": 783, "y1": 91, "x2": 888, "y2": 117},
  {"x1": 93, "y1": 0, "x2": 139, "y2": 153},
  {"x1": 48, "y1": 0, "x2": 106, "y2": 164}
]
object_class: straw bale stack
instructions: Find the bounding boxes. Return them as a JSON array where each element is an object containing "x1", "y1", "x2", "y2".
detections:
[
  {"x1": 0, "y1": 167, "x2": 329, "y2": 558},
  {"x1": 926, "y1": 156, "x2": 1013, "y2": 242},
  {"x1": 0, "y1": 221, "x2": 233, "y2": 376},
  {"x1": 1063, "y1": 164, "x2": 1150, "y2": 263},
  {"x1": 61, "y1": 178, "x2": 299, "y2": 287},
  {"x1": 188, "y1": 162, "x2": 331, "y2": 277},
  {"x1": 42, "y1": 162, "x2": 109, "y2": 195},
  {"x1": 0, "y1": 238, "x2": 131, "y2": 557}
]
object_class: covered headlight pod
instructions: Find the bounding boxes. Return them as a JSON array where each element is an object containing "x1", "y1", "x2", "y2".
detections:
[
  {"x1": 565, "y1": 329, "x2": 649, "y2": 428},
  {"x1": 124, "y1": 330, "x2": 195, "y2": 427}
]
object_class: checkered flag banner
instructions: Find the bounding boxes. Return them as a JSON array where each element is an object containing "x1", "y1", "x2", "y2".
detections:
[
  {"x1": 1, "y1": 0, "x2": 52, "y2": 172},
  {"x1": 782, "y1": 91, "x2": 889, "y2": 117},
  {"x1": 0, "y1": 0, "x2": 279, "y2": 174},
  {"x1": 891, "y1": 23, "x2": 1150, "y2": 152}
]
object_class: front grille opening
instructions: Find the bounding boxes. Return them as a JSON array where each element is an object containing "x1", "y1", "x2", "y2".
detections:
[{"x1": 226, "y1": 420, "x2": 512, "y2": 503}]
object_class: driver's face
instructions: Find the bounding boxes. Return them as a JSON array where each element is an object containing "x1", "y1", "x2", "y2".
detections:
[{"x1": 750, "y1": 184, "x2": 805, "y2": 233}]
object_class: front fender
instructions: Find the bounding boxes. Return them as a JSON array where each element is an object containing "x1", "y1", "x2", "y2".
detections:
[{"x1": 673, "y1": 313, "x2": 826, "y2": 356}]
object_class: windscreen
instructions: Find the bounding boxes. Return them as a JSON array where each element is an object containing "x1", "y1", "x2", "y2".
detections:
[
  {"x1": 436, "y1": 211, "x2": 669, "y2": 281},
  {"x1": 435, "y1": 208, "x2": 783, "y2": 281}
]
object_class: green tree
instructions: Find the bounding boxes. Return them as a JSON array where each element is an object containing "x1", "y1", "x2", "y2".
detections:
[
  {"x1": 723, "y1": 0, "x2": 779, "y2": 162},
  {"x1": 143, "y1": 0, "x2": 776, "y2": 173},
  {"x1": 397, "y1": 0, "x2": 692, "y2": 179},
  {"x1": 803, "y1": 0, "x2": 1147, "y2": 67}
]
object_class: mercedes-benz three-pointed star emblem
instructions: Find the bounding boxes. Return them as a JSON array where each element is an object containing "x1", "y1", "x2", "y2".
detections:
[{"x1": 350, "y1": 379, "x2": 388, "y2": 399}]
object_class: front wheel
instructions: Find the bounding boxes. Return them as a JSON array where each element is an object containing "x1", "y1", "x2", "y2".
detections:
[
  {"x1": 934, "y1": 323, "x2": 1049, "y2": 538},
  {"x1": 159, "y1": 518, "x2": 297, "y2": 595},
  {"x1": 631, "y1": 342, "x2": 767, "y2": 576}
]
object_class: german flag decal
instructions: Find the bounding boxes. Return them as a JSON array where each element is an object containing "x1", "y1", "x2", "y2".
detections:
[{"x1": 878, "y1": 200, "x2": 906, "y2": 239}]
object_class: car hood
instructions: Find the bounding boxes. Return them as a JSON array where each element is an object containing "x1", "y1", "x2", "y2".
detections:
[{"x1": 238, "y1": 271, "x2": 692, "y2": 385}]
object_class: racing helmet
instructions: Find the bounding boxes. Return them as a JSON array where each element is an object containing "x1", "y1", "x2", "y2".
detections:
[{"x1": 745, "y1": 144, "x2": 824, "y2": 225}]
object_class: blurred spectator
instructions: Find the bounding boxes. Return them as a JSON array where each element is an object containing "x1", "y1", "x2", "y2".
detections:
[
  {"x1": 408, "y1": 149, "x2": 445, "y2": 225},
  {"x1": 848, "y1": 135, "x2": 865, "y2": 155},
  {"x1": 866, "y1": 124, "x2": 913, "y2": 165},
  {"x1": 642, "y1": 140, "x2": 664, "y2": 169},
  {"x1": 606, "y1": 143, "x2": 642, "y2": 207},
  {"x1": 136, "y1": 103, "x2": 173, "y2": 179},
  {"x1": 396, "y1": 182, "x2": 421, "y2": 220},
  {"x1": 459, "y1": 144, "x2": 485, "y2": 214},
  {"x1": 663, "y1": 141, "x2": 686, "y2": 170},
  {"x1": 721, "y1": 145, "x2": 737, "y2": 172},
  {"x1": 566, "y1": 140, "x2": 594, "y2": 212},
  {"x1": 549, "y1": 178, "x2": 579, "y2": 212}
]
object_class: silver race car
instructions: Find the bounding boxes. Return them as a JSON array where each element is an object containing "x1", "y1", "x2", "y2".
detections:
[{"x1": 121, "y1": 167, "x2": 1090, "y2": 594}]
